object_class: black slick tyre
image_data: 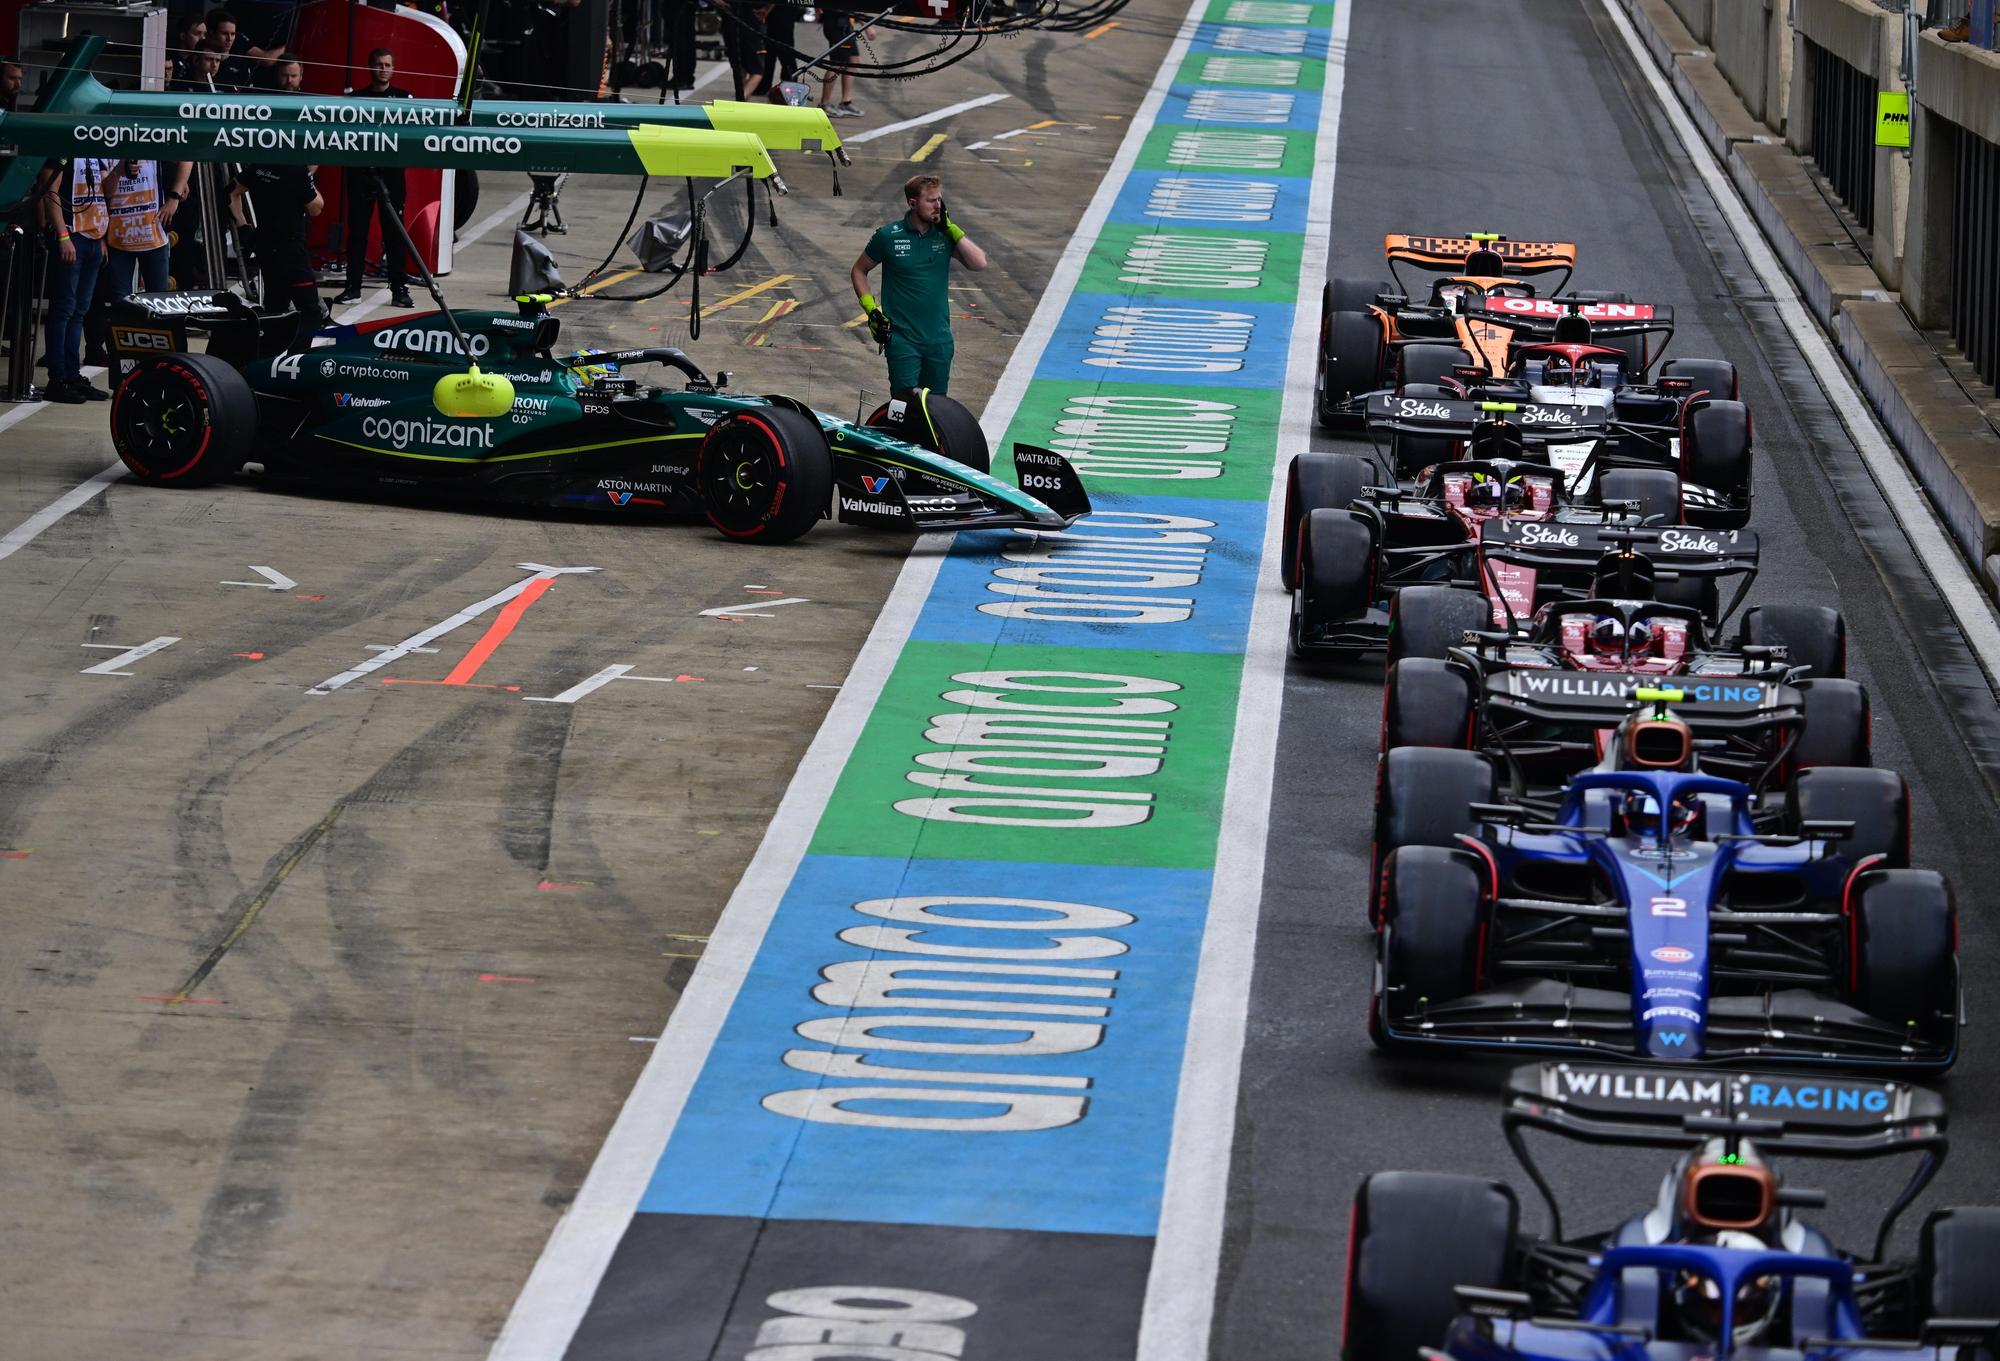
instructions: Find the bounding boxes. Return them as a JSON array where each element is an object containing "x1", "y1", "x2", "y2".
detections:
[
  {"x1": 1740, "y1": 604, "x2": 1846, "y2": 680},
  {"x1": 1681, "y1": 398, "x2": 1752, "y2": 525},
  {"x1": 866, "y1": 389, "x2": 990, "y2": 474},
  {"x1": 1922, "y1": 1207, "x2": 2000, "y2": 1331},
  {"x1": 1343, "y1": 1171, "x2": 1516, "y2": 1361},
  {"x1": 1382, "y1": 658, "x2": 1473, "y2": 752},
  {"x1": 1373, "y1": 746, "x2": 1492, "y2": 924},
  {"x1": 1379, "y1": 846, "x2": 1486, "y2": 1031},
  {"x1": 1282, "y1": 452, "x2": 1379, "y2": 590},
  {"x1": 111, "y1": 352, "x2": 256, "y2": 487},
  {"x1": 1791, "y1": 764, "x2": 1906, "y2": 864},
  {"x1": 1294, "y1": 509, "x2": 1375, "y2": 636},
  {"x1": 1596, "y1": 466, "x2": 1683, "y2": 525},
  {"x1": 1327, "y1": 276, "x2": 1394, "y2": 312},
  {"x1": 1321, "y1": 309, "x2": 1386, "y2": 426},
  {"x1": 1792, "y1": 680, "x2": 1872, "y2": 771},
  {"x1": 1660, "y1": 356, "x2": 1738, "y2": 401},
  {"x1": 697, "y1": 406, "x2": 834, "y2": 544},
  {"x1": 1849, "y1": 869, "x2": 1956, "y2": 1042},
  {"x1": 1387, "y1": 585, "x2": 1489, "y2": 665}
]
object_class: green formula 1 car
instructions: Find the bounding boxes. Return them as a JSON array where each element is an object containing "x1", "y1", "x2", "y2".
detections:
[{"x1": 101, "y1": 289, "x2": 1088, "y2": 544}]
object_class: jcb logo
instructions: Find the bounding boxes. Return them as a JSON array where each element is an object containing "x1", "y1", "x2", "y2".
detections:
[{"x1": 112, "y1": 327, "x2": 172, "y2": 352}]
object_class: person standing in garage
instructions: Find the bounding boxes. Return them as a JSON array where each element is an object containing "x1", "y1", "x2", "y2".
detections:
[{"x1": 332, "y1": 47, "x2": 415, "y2": 310}]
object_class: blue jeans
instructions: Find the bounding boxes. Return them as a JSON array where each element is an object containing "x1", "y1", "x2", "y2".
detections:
[
  {"x1": 44, "y1": 234, "x2": 104, "y2": 385},
  {"x1": 106, "y1": 243, "x2": 170, "y2": 301}
]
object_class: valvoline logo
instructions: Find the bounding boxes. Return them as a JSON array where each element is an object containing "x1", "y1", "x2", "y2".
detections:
[
  {"x1": 862, "y1": 475, "x2": 892, "y2": 494},
  {"x1": 1651, "y1": 945, "x2": 1695, "y2": 964}
]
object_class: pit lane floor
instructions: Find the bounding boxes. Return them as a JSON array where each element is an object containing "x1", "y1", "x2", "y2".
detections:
[
  {"x1": 0, "y1": 26, "x2": 1178, "y2": 1359},
  {"x1": 1219, "y1": 2, "x2": 2000, "y2": 1357}
]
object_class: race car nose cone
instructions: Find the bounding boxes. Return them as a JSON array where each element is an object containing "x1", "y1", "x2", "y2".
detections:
[{"x1": 434, "y1": 365, "x2": 516, "y2": 420}]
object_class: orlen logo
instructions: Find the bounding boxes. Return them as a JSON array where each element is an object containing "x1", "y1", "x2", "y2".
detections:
[
  {"x1": 1485, "y1": 297, "x2": 1655, "y2": 320},
  {"x1": 1651, "y1": 945, "x2": 1695, "y2": 964},
  {"x1": 372, "y1": 327, "x2": 488, "y2": 358}
]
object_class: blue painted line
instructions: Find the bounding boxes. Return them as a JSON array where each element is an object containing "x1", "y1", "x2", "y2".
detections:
[
  {"x1": 1107, "y1": 168, "x2": 1310, "y2": 234},
  {"x1": 639, "y1": 857, "x2": 1213, "y2": 1237},
  {"x1": 909, "y1": 498, "x2": 1269, "y2": 654},
  {"x1": 1036, "y1": 293, "x2": 1297, "y2": 388}
]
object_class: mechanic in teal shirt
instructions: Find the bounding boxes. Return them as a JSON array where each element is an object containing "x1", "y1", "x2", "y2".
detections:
[{"x1": 849, "y1": 173, "x2": 989, "y2": 395}]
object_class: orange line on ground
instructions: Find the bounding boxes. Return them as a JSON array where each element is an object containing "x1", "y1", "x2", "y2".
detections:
[
  {"x1": 441, "y1": 574, "x2": 558, "y2": 686},
  {"x1": 1085, "y1": 19, "x2": 1120, "y2": 37}
]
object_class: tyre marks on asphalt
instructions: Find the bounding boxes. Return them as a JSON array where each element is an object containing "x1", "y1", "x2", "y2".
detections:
[{"x1": 490, "y1": 1, "x2": 1341, "y2": 1356}]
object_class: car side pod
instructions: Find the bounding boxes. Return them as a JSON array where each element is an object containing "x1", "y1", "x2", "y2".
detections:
[{"x1": 434, "y1": 365, "x2": 516, "y2": 420}]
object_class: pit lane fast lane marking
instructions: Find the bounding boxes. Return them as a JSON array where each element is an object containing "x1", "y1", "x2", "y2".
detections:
[
  {"x1": 306, "y1": 564, "x2": 598, "y2": 695},
  {"x1": 379, "y1": 573, "x2": 560, "y2": 689}
]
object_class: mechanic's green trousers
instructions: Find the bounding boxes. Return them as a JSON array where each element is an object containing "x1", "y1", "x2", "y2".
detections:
[{"x1": 886, "y1": 335, "x2": 954, "y2": 394}]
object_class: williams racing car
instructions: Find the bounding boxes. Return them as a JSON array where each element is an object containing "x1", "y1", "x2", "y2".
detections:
[
  {"x1": 1368, "y1": 690, "x2": 1954, "y2": 1067},
  {"x1": 1343, "y1": 1062, "x2": 2000, "y2": 1361},
  {"x1": 101, "y1": 289, "x2": 1089, "y2": 544}
]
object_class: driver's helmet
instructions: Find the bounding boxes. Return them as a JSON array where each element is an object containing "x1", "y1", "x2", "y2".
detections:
[
  {"x1": 566, "y1": 348, "x2": 618, "y2": 384},
  {"x1": 1588, "y1": 614, "x2": 1655, "y2": 661},
  {"x1": 1430, "y1": 279, "x2": 1470, "y2": 309},
  {"x1": 1540, "y1": 354, "x2": 1602, "y2": 389},
  {"x1": 1466, "y1": 470, "x2": 1527, "y2": 511},
  {"x1": 1673, "y1": 1230, "x2": 1785, "y2": 1347}
]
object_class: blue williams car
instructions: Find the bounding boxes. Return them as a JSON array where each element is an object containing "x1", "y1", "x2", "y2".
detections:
[
  {"x1": 1343, "y1": 1062, "x2": 2000, "y2": 1361},
  {"x1": 1370, "y1": 692, "x2": 1958, "y2": 1068}
]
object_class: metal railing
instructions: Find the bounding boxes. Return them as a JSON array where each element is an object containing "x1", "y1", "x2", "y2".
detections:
[
  {"x1": 1804, "y1": 38, "x2": 1878, "y2": 232},
  {"x1": 1950, "y1": 121, "x2": 2000, "y2": 393}
]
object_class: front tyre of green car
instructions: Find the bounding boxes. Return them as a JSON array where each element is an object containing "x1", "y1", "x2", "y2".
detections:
[
  {"x1": 696, "y1": 406, "x2": 834, "y2": 544},
  {"x1": 865, "y1": 389, "x2": 991, "y2": 475},
  {"x1": 110, "y1": 353, "x2": 257, "y2": 487}
]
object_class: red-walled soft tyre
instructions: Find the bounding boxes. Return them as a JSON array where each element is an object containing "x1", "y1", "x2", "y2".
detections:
[
  {"x1": 697, "y1": 406, "x2": 833, "y2": 543},
  {"x1": 110, "y1": 352, "x2": 256, "y2": 486}
]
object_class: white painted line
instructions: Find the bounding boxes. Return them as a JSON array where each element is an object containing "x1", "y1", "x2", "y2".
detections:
[
  {"x1": 0, "y1": 464, "x2": 123, "y2": 566},
  {"x1": 524, "y1": 663, "x2": 636, "y2": 705},
  {"x1": 963, "y1": 140, "x2": 993, "y2": 151},
  {"x1": 307, "y1": 563, "x2": 597, "y2": 696},
  {"x1": 1596, "y1": 0, "x2": 2000, "y2": 687},
  {"x1": 220, "y1": 565, "x2": 298, "y2": 591},
  {"x1": 697, "y1": 595, "x2": 810, "y2": 618},
  {"x1": 1135, "y1": 1, "x2": 1351, "y2": 1356},
  {"x1": 487, "y1": 10, "x2": 1194, "y2": 1355},
  {"x1": 0, "y1": 190, "x2": 537, "y2": 570},
  {"x1": 80, "y1": 635, "x2": 180, "y2": 676},
  {"x1": 992, "y1": 128, "x2": 1028, "y2": 141},
  {"x1": 844, "y1": 92, "x2": 1011, "y2": 145}
]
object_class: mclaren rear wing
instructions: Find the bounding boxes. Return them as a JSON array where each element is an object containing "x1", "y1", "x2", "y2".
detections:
[{"x1": 1384, "y1": 233, "x2": 1578, "y2": 274}]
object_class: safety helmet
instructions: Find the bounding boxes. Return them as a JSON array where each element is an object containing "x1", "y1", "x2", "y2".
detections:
[
  {"x1": 1673, "y1": 1230, "x2": 1784, "y2": 1347},
  {"x1": 1587, "y1": 614, "x2": 1656, "y2": 661},
  {"x1": 1467, "y1": 472, "x2": 1527, "y2": 511}
]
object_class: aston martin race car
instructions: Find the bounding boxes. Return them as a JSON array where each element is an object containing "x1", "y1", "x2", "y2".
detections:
[
  {"x1": 1344, "y1": 1063, "x2": 1999, "y2": 1361},
  {"x1": 1368, "y1": 691, "x2": 1953, "y2": 1066},
  {"x1": 101, "y1": 290, "x2": 1089, "y2": 543}
]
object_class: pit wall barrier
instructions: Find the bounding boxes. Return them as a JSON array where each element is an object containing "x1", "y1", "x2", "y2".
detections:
[{"x1": 1620, "y1": 0, "x2": 2000, "y2": 600}]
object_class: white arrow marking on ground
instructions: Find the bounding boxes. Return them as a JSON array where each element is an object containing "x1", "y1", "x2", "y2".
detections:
[
  {"x1": 524, "y1": 664, "x2": 695, "y2": 705},
  {"x1": 220, "y1": 565, "x2": 298, "y2": 591},
  {"x1": 698, "y1": 596, "x2": 810, "y2": 619},
  {"x1": 81, "y1": 636, "x2": 180, "y2": 676},
  {"x1": 307, "y1": 564, "x2": 599, "y2": 695}
]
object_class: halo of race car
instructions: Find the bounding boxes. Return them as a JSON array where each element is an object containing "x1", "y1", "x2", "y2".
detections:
[{"x1": 1292, "y1": 233, "x2": 1996, "y2": 1360}]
